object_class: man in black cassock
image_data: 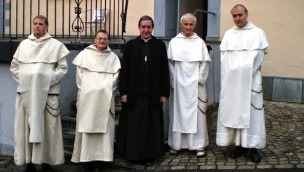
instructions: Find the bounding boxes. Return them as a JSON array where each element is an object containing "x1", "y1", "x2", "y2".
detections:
[{"x1": 115, "y1": 15, "x2": 170, "y2": 165}]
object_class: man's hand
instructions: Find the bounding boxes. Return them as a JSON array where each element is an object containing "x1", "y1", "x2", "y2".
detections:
[
  {"x1": 121, "y1": 95, "x2": 127, "y2": 103},
  {"x1": 160, "y1": 96, "x2": 167, "y2": 103}
]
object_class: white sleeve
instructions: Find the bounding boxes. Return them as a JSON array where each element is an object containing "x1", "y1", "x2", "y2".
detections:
[
  {"x1": 10, "y1": 58, "x2": 19, "y2": 82},
  {"x1": 198, "y1": 61, "x2": 210, "y2": 86},
  {"x1": 50, "y1": 57, "x2": 68, "y2": 86},
  {"x1": 112, "y1": 71, "x2": 119, "y2": 92}
]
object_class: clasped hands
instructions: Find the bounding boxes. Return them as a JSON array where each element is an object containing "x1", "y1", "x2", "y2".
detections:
[{"x1": 121, "y1": 95, "x2": 167, "y2": 103}]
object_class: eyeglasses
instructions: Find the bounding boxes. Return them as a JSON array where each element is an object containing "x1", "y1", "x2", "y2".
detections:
[{"x1": 95, "y1": 37, "x2": 108, "y2": 41}]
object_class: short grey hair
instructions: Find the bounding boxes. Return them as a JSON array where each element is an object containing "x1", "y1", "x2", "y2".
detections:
[{"x1": 180, "y1": 13, "x2": 196, "y2": 23}]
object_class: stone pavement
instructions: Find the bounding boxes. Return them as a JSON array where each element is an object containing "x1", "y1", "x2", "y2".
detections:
[{"x1": 1, "y1": 100, "x2": 304, "y2": 171}]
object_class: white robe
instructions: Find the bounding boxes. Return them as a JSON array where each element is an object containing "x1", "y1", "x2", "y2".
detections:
[
  {"x1": 71, "y1": 45, "x2": 121, "y2": 162},
  {"x1": 216, "y1": 22, "x2": 269, "y2": 148},
  {"x1": 167, "y1": 33, "x2": 211, "y2": 151},
  {"x1": 10, "y1": 33, "x2": 69, "y2": 165}
]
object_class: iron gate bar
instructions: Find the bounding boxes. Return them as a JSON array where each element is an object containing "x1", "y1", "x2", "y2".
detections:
[{"x1": 1, "y1": 0, "x2": 128, "y2": 42}]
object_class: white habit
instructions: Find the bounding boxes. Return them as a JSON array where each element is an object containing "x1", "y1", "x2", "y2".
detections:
[
  {"x1": 71, "y1": 45, "x2": 121, "y2": 162},
  {"x1": 10, "y1": 33, "x2": 69, "y2": 165},
  {"x1": 167, "y1": 33, "x2": 211, "y2": 151},
  {"x1": 216, "y1": 22, "x2": 269, "y2": 148}
]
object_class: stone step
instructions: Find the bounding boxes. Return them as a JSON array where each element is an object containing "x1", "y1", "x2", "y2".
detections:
[
  {"x1": 61, "y1": 114, "x2": 76, "y2": 130},
  {"x1": 61, "y1": 116, "x2": 76, "y2": 157},
  {"x1": 64, "y1": 145, "x2": 74, "y2": 157}
]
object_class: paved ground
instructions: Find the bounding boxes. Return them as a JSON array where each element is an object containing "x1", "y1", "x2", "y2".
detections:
[{"x1": 1, "y1": 100, "x2": 304, "y2": 171}]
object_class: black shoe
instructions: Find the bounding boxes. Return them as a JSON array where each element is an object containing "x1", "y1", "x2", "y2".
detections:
[
  {"x1": 23, "y1": 163, "x2": 36, "y2": 172},
  {"x1": 228, "y1": 146, "x2": 248, "y2": 159},
  {"x1": 250, "y1": 148, "x2": 261, "y2": 163},
  {"x1": 145, "y1": 159, "x2": 158, "y2": 167},
  {"x1": 83, "y1": 161, "x2": 96, "y2": 171},
  {"x1": 41, "y1": 163, "x2": 54, "y2": 172}
]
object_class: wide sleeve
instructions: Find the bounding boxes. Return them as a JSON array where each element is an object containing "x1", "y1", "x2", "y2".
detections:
[
  {"x1": 198, "y1": 46, "x2": 211, "y2": 86},
  {"x1": 119, "y1": 43, "x2": 130, "y2": 96},
  {"x1": 75, "y1": 66, "x2": 83, "y2": 101},
  {"x1": 252, "y1": 50, "x2": 265, "y2": 75},
  {"x1": 168, "y1": 60, "x2": 175, "y2": 89},
  {"x1": 50, "y1": 57, "x2": 68, "y2": 86},
  {"x1": 112, "y1": 71, "x2": 119, "y2": 92},
  {"x1": 10, "y1": 58, "x2": 19, "y2": 82},
  {"x1": 198, "y1": 61, "x2": 210, "y2": 86},
  {"x1": 160, "y1": 41, "x2": 170, "y2": 98},
  {"x1": 167, "y1": 42, "x2": 175, "y2": 89}
]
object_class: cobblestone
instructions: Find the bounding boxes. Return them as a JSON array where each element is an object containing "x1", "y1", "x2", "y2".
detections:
[{"x1": 1, "y1": 100, "x2": 304, "y2": 171}]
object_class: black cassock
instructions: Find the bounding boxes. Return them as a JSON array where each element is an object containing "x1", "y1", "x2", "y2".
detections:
[{"x1": 115, "y1": 36, "x2": 170, "y2": 162}]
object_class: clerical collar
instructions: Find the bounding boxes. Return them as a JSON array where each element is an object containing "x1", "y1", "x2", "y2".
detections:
[{"x1": 141, "y1": 37, "x2": 152, "y2": 42}]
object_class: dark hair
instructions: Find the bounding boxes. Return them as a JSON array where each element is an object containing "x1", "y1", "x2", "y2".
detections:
[
  {"x1": 94, "y1": 30, "x2": 109, "y2": 39},
  {"x1": 138, "y1": 15, "x2": 154, "y2": 28},
  {"x1": 33, "y1": 15, "x2": 49, "y2": 25},
  {"x1": 231, "y1": 4, "x2": 248, "y2": 14}
]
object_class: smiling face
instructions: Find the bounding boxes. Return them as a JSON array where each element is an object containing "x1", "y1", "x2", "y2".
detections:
[
  {"x1": 32, "y1": 18, "x2": 48, "y2": 38},
  {"x1": 231, "y1": 5, "x2": 248, "y2": 28},
  {"x1": 180, "y1": 17, "x2": 196, "y2": 37},
  {"x1": 138, "y1": 19, "x2": 153, "y2": 39},
  {"x1": 94, "y1": 31, "x2": 109, "y2": 51}
]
